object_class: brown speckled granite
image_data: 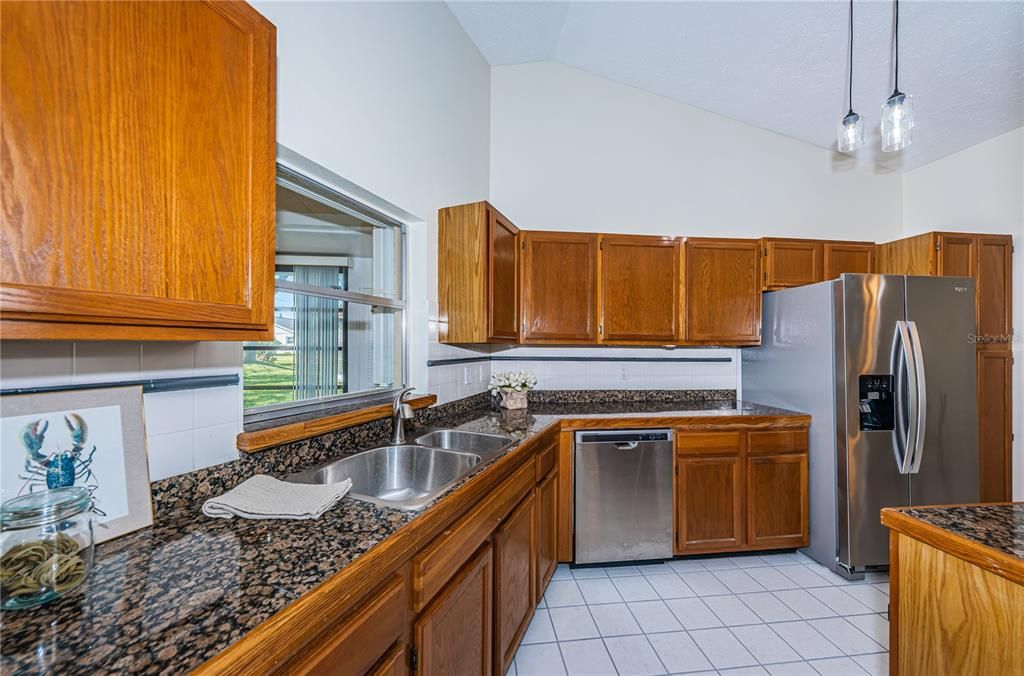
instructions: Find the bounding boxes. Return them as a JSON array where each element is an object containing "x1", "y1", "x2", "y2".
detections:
[
  {"x1": 0, "y1": 393, "x2": 798, "y2": 675},
  {"x1": 527, "y1": 388, "x2": 735, "y2": 403},
  {"x1": 899, "y1": 504, "x2": 1024, "y2": 560}
]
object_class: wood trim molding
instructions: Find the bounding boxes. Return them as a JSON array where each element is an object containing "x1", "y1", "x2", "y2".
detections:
[
  {"x1": 236, "y1": 394, "x2": 437, "y2": 453},
  {"x1": 881, "y1": 506, "x2": 1024, "y2": 586}
]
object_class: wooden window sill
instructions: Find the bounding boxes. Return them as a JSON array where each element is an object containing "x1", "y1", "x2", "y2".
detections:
[{"x1": 236, "y1": 394, "x2": 437, "y2": 453}]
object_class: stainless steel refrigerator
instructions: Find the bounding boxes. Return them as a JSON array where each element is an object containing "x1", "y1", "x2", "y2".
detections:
[{"x1": 743, "y1": 274, "x2": 979, "y2": 578}]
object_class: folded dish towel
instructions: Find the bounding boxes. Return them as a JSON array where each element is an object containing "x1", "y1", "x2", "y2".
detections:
[{"x1": 202, "y1": 475, "x2": 353, "y2": 520}]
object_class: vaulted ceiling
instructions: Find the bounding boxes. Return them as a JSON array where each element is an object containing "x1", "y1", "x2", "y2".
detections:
[{"x1": 448, "y1": 1, "x2": 1024, "y2": 171}]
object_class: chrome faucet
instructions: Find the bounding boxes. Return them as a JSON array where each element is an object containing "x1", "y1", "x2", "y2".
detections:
[{"x1": 390, "y1": 387, "x2": 416, "y2": 444}]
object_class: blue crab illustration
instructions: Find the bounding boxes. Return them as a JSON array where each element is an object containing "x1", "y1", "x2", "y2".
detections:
[{"x1": 18, "y1": 414, "x2": 102, "y2": 512}]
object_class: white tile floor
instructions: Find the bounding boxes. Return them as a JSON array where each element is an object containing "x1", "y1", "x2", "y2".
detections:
[{"x1": 511, "y1": 552, "x2": 890, "y2": 676}]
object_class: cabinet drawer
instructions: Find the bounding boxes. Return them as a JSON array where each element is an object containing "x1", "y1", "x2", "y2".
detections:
[
  {"x1": 677, "y1": 432, "x2": 742, "y2": 456},
  {"x1": 292, "y1": 574, "x2": 405, "y2": 676},
  {"x1": 535, "y1": 441, "x2": 557, "y2": 481},
  {"x1": 748, "y1": 430, "x2": 808, "y2": 455},
  {"x1": 412, "y1": 460, "x2": 534, "y2": 611}
]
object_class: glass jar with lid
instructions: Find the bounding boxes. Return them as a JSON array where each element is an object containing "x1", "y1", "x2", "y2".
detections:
[{"x1": 1, "y1": 487, "x2": 95, "y2": 610}]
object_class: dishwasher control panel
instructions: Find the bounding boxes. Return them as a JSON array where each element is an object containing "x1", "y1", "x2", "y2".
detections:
[{"x1": 576, "y1": 431, "x2": 671, "y2": 443}]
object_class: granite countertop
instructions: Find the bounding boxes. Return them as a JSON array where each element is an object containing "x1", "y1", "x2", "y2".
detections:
[
  {"x1": 0, "y1": 398, "x2": 803, "y2": 674},
  {"x1": 897, "y1": 503, "x2": 1024, "y2": 561}
]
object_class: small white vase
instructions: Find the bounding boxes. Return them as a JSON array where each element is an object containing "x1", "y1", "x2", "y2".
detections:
[{"x1": 500, "y1": 389, "x2": 528, "y2": 410}]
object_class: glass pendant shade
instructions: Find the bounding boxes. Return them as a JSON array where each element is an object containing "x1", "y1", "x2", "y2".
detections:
[
  {"x1": 881, "y1": 92, "x2": 914, "y2": 152},
  {"x1": 837, "y1": 111, "x2": 864, "y2": 153}
]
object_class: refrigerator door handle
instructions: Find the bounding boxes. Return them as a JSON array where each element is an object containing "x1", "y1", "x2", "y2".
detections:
[
  {"x1": 891, "y1": 321, "x2": 917, "y2": 474},
  {"x1": 906, "y1": 320, "x2": 927, "y2": 474}
]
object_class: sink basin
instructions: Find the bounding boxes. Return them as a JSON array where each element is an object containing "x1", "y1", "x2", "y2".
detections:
[
  {"x1": 414, "y1": 429, "x2": 515, "y2": 457},
  {"x1": 286, "y1": 445, "x2": 482, "y2": 511}
]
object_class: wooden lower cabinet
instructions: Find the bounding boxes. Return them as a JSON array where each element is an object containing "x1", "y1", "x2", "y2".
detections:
[
  {"x1": 369, "y1": 643, "x2": 408, "y2": 676},
  {"x1": 675, "y1": 428, "x2": 809, "y2": 555},
  {"x1": 536, "y1": 469, "x2": 558, "y2": 593},
  {"x1": 415, "y1": 543, "x2": 494, "y2": 676},
  {"x1": 746, "y1": 453, "x2": 809, "y2": 548},
  {"x1": 494, "y1": 492, "x2": 537, "y2": 675},
  {"x1": 676, "y1": 456, "x2": 744, "y2": 552},
  {"x1": 290, "y1": 574, "x2": 406, "y2": 675}
]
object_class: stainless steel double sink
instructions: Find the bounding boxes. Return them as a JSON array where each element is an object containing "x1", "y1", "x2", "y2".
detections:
[{"x1": 285, "y1": 430, "x2": 516, "y2": 511}]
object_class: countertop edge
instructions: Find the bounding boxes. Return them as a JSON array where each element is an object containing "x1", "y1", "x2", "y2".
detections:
[{"x1": 881, "y1": 505, "x2": 1024, "y2": 586}]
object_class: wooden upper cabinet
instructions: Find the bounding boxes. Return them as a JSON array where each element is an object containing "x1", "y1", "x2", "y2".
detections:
[
  {"x1": 684, "y1": 238, "x2": 761, "y2": 344},
  {"x1": 488, "y1": 209, "x2": 520, "y2": 342},
  {"x1": 936, "y1": 233, "x2": 976, "y2": 277},
  {"x1": 0, "y1": 0, "x2": 276, "y2": 340},
  {"x1": 823, "y1": 241, "x2": 875, "y2": 279},
  {"x1": 975, "y1": 235, "x2": 1013, "y2": 348},
  {"x1": 762, "y1": 239, "x2": 822, "y2": 290},
  {"x1": 521, "y1": 232, "x2": 599, "y2": 343},
  {"x1": 875, "y1": 232, "x2": 936, "y2": 275},
  {"x1": 439, "y1": 201, "x2": 520, "y2": 344},
  {"x1": 599, "y1": 235, "x2": 680, "y2": 343}
]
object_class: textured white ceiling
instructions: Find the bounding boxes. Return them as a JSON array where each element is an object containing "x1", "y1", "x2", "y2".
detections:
[{"x1": 447, "y1": 0, "x2": 1024, "y2": 171}]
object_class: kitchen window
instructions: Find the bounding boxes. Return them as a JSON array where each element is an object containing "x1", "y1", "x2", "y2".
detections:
[{"x1": 243, "y1": 166, "x2": 406, "y2": 422}]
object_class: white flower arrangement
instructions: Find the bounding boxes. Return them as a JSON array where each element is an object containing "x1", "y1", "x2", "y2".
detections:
[{"x1": 489, "y1": 371, "x2": 537, "y2": 395}]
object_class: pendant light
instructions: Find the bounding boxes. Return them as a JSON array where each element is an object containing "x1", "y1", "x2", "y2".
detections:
[
  {"x1": 881, "y1": 0, "x2": 913, "y2": 152},
  {"x1": 837, "y1": 0, "x2": 863, "y2": 152}
]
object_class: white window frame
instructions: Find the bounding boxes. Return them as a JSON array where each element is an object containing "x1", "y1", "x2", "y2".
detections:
[{"x1": 243, "y1": 160, "x2": 409, "y2": 425}]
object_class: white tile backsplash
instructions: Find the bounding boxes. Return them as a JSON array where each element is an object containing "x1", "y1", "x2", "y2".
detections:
[
  {"x1": 143, "y1": 390, "x2": 196, "y2": 436},
  {"x1": 194, "y1": 386, "x2": 242, "y2": 429},
  {"x1": 192, "y1": 422, "x2": 240, "y2": 469},
  {"x1": 146, "y1": 431, "x2": 195, "y2": 482},
  {"x1": 1, "y1": 340, "x2": 243, "y2": 482}
]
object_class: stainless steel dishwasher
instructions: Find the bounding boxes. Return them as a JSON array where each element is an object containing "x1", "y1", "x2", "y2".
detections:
[{"x1": 574, "y1": 429, "x2": 673, "y2": 565}]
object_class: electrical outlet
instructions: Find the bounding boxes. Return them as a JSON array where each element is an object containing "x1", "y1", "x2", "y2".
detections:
[
  {"x1": 478, "y1": 364, "x2": 485, "y2": 381},
  {"x1": 619, "y1": 366, "x2": 628, "y2": 381},
  {"x1": 463, "y1": 366, "x2": 472, "y2": 385}
]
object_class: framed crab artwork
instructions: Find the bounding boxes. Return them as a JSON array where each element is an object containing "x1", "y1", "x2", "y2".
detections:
[{"x1": 1, "y1": 386, "x2": 152, "y2": 543}]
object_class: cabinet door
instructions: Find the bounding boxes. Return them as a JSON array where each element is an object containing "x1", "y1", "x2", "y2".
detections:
[
  {"x1": 937, "y1": 234, "x2": 976, "y2": 277},
  {"x1": 746, "y1": 453, "x2": 809, "y2": 548},
  {"x1": 763, "y1": 240, "x2": 822, "y2": 290},
  {"x1": 522, "y1": 232, "x2": 599, "y2": 343},
  {"x1": 0, "y1": 1, "x2": 275, "y2": 339},
  {"x1": 684, "y1": 239, "x2": 761, "y2": 344},
  {"x1": 536, "y1": 470, "x2": 558, "y2": 595},
  {"x1": 494, "y1": 491, "x2": 537, "y2": 675},
  {"x1": 823, "y1": 242, "x2": 875, "y2": 279},
  {"x1": 976, "y1": 236, "x2": 1013, "y2": 349},
  {"x1": 600, "y1": 235, "x2": 680, "y2": 342},
  {"x1": 978, "y1": 351, "x2": 1012, "y2": 503},
  {"x1": 676, "y1": 456, "x2": 744, "y2": 552},
  {"x1": 487, "y1": 209, "x2": 520, "y2": 342},
  {"x1": 416, "y1": 543, "x2": 493, "y2": 676},
  {"x1": 292, "y1": 575, "x2": 405, "y2": 675}
]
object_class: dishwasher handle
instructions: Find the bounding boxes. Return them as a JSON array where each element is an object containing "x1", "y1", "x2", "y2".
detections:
[{"x1": 613, "y1": 441, "x2": 639, "y2": 450}]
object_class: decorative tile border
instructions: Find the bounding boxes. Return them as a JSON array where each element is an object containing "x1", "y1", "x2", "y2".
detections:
[{"x1": 527, "y1": 388, "x2": 736, "y2": 403}]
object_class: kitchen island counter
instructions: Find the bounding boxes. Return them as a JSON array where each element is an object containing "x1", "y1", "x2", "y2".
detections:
[{"x1": 881, "y1": 503, "x2": 1024, "y2": 676}]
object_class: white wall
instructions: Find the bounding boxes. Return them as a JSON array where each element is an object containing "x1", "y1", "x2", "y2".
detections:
[
  {"x1": 901, "y1": 127, "x2": 1024, "y2": 499},
  {"x1": 490, "y1": 62, "x2": 904, "y2": 240},
  {"x1": 252, "y1": 0, "x2": 493, "y2": 397}
]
